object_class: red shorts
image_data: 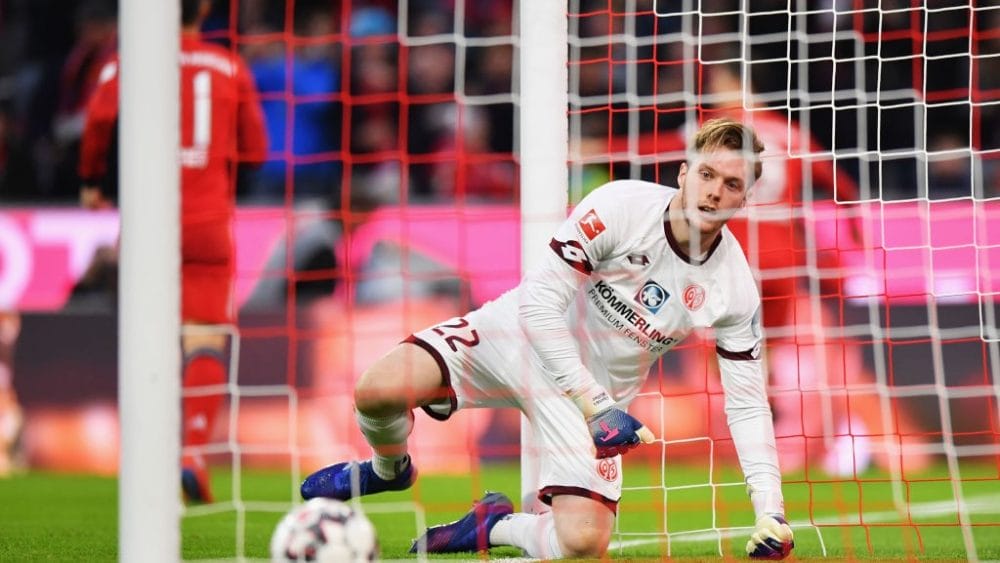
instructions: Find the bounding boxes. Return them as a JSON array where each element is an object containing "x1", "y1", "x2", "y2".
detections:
[{"x1": 181, "y1": 220, "x2": 234, "y2": 324}]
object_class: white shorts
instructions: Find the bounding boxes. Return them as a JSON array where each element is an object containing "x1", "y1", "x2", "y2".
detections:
[{"x1": 407, "y1": 294, "x2": 622, "y2": 511}]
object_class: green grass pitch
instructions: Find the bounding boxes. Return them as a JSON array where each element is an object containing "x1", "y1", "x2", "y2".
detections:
[{"x1": 2, "y1": 462, "x2": 999, "y2": 561}]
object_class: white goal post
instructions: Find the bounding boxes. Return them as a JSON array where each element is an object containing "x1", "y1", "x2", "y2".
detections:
[
  {"x1": 517, "y1": 0, "x2": 569, "y2": 510},
  {"x1": 118, "y1": 0, "x2": 181, "y2": 561}
]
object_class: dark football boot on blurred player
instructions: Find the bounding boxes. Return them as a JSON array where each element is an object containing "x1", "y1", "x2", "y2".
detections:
[
  {"x1": 181, "y1": 453, "x2": 214, "y2": 504},
  {"x1": 300, "y1": 456, "x2": 417, "y2": 501},
  {"x1": 409, "y1": 492, "x2": 514, "y2": 554}
]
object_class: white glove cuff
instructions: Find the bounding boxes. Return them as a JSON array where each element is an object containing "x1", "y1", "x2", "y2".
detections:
[{"x1": 570, "y1": 382, "x2": 614, "y2": 418}]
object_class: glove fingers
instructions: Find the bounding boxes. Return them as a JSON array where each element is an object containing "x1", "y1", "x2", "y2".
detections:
[
  {"x1": 636, "y1": 425, "x2": 655, "y2": 444},
  {"x1": 748, "y1": 515, "x2": 794, "y2": 560},
  {"x1": 748, "y1": 543, "x2": 780, "y2": 559},
  {"x1": 762, "y1": 537, "x2": 787, "y2": 551},
  {"x1": 747, "y1": 541, "x2": 773, "y2": 556},
  {"x1": 747, "y1": 536, "x2": 793, "y2": 560},
  {"x1": 588, "y1": 408, "x2": 652, "y2": 458},
  {"x1": 757, "y1": 529, "x2": 781, "y2": 542}
]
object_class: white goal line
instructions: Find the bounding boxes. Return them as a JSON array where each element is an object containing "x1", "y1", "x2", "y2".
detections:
[{"x1": 609, "y1": 491, "x2": 1000, "y2": 556}]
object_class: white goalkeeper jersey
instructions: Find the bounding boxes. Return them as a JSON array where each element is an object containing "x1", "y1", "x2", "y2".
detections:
[
  {"x1": 514, "y1": 179, "x2": 782, "y2": 514},
  {"x1": 518, "y1": 179, "x2": 760, "y2": 398}
]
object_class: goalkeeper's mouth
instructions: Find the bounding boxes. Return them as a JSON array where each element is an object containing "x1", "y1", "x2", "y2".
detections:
[{"x1": 697, "y1": 205, "x2": 721, "y2": 220}]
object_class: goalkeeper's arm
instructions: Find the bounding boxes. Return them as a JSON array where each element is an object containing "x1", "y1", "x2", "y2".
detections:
[
  {"x1": 717, "y1": 352, "x2": 794, "y2": 559},
  {"x1": 517, "y1": 247, "x2": 653, "y2": 458}
]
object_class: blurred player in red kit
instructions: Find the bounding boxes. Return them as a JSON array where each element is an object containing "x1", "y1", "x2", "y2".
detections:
[
  {"x1": 597, "y1": 58, "x2": 875, "y2": 471},
  {"x1": 696, "y1": 60, "x2": 929, "y2": 473},
  {"x1": 701, "y1": 60, "x2": 861, "y2": 317},
  {"x1": 698, "y1": 60, "x2": 863, "y2": 471},
  {"x1": 78, "y1": 0, "x2": 267, "y2": 502}
]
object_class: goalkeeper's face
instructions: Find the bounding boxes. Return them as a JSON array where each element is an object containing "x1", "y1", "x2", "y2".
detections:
[{"x1": 677, "y1": 148, "x2": 752, "y2": 236}]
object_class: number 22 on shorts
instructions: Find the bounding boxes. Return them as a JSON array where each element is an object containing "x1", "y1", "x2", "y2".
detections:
[{"x1": 432, "y1": 318, "x2": 480, "y2": 352}]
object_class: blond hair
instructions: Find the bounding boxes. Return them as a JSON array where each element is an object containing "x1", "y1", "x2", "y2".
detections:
[{"x1": 691, "y1": 117, "x2": 764, "y2": 181}]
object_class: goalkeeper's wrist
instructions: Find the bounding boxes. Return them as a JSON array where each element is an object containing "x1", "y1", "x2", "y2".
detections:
[
  {"x1": 749, "y1": 487, "x2": 786, "y2": 520},
  {"x1": 570, "y1": 383, "x2": 615, "y2": 419},
  {"x1": 757, "y1": 513, "x2": 788, "y2": 525}
]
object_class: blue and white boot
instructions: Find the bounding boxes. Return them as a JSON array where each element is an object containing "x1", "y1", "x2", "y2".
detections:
[
  {"x1": 300, "y1": 457, "x2": 417, "y2": 501},
  {"x1": 409, "y1": 492, "x2": 514, "y2": 554}
]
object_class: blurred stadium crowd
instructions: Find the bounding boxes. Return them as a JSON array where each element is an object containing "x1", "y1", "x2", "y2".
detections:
[
  {"x1": 1, "y1": 0, "x2": 998, "y2": 210},
  {"x1": 0, "y1": 0, "x2": 519, "y2": 208}
]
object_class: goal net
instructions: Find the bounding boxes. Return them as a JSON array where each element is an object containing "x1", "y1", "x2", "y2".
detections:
[
  {"x1": 566, "y1": 0, "x2": 1000, "y2": 559},
  {"x1": 179, "y1": 0, "x2": 522, "y2": 559},
  {"x1": 172, "y1": 0, "x2": 1000, "y2": 560}
]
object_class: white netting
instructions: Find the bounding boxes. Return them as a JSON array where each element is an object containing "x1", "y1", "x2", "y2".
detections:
[
  {"x1": 175, "y1": 1, "x2": 1000, "y2": 559},
  {"x1": 566, "y1": 1, "x2": 1000, "y2": 559}
]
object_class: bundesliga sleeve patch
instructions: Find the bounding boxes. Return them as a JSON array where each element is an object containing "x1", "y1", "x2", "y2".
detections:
[
  {"x1": 549, "y1": 238, "x2": 594, "y2": 275},
  {"x1": 577, "y1": 209, "x2": 606, "y2": 241}
]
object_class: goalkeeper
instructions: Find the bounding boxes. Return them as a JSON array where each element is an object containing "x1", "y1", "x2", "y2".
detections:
[{"x1": 302, "y1": 118, "x2": 793, "y2": 559}]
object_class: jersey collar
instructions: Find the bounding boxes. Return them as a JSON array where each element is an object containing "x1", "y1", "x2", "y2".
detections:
[{"x1": 663, "y1": 217, "x2": 723, "y2": 266}]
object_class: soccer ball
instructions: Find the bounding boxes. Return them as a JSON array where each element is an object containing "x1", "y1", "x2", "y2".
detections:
[{"x1": 270, "y1": 497, "x2": 379, "y2": 562}]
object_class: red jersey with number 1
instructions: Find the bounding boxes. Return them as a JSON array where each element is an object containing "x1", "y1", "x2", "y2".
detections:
[{"x1": 80, "y1": 33, "x2": 268, "y2": 223}]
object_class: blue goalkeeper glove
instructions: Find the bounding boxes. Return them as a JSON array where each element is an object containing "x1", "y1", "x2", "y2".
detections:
[
  {"x1": 746, "y1": 515, "x2": 794, "y2": 560},
  {"x1": 571, "y1": 385, "x2": 655, "y2": 458}
]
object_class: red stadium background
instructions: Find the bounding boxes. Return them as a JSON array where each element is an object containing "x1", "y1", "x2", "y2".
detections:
[{"x1": 5, "y1": 200, "x2": 999, "y2": 474}]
